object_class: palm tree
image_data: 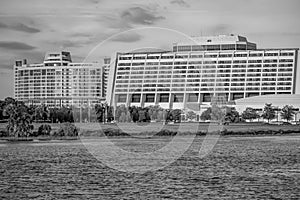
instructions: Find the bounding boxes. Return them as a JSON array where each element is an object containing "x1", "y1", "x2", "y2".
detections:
[
  {"x1": 242, "y1": 107, "x2": 259, "y2": 122},
  {"x1": 49, "y1": 107, "x2": 59, "y2": 123},
  {"x1": 224, "y1": 107, "x2": 240, "y2": 123},
  {"x1": 262, "y1": 103, "x2": 276, "y2": 123},
  {"x1": 200, "y1": 107, "x2": 212, "y2": 121},
  {"x1": 0, "y1": 100, "x2": 5, "y2": 120},
  {"x1": 34, "y1": 104, "x2": 49, "y2": 122},
  {"x1": 95, "y1": 103, "x2": 105, "y2": 122},
  {"x1": 3, "y1": 100, "x2": 33, "y2": 137},
  {"x1": 148, "y1": 105, "x2": 162, "y2": 121},
  {"x1": 281, "y1": 105, "x2": 295, "y2": 122},
  {"x1": 186, "y1": 110, "x2": 197, "y2": 121}
]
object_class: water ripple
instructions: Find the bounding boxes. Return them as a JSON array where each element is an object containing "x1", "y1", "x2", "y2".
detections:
[{"x1": 0, "y1": 136, "x2": 299, "y2": 199}]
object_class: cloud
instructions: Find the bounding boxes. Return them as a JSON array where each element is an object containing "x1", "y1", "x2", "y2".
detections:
[
  {"x1": 48, "y1": 37, "x2": 95, "y2": 49},
  {"x1": 0, "y1": 63, "x2": 12, "y2": 70},
  {"x1": 111, "y1": 33, "x2": 142, "y2": 43},
  {"x1": 0, "y1": 71, "x2": 10, "y2": 75},
  {"x1": 60, "y1": 40, "x2": 83, "y2": 48},
  {"x1": 0, "y1": 41, "x2": 36, "y2": 50},
  {"x1": 0, "y1": 22, "x2": 40, "y2": 33},
  {"x1": 170, "y1": 0, "x2": 190, "y2": 7},
  {"x1": 0, "y1": 22, "x2": 8, "y2": 28},
  {"x1": 87, "y1": 0, "x2": 101, "y2": 4},
  {"x1": 71, "y1": 55, "x2": 86, "y2": 62},
  {"x1": 209, "y1": 24, "x2": 232, "y2": 35},
  {"x1": 249, "y1": 32, "x2": 300, "y2": 37},
  {"x1": 120, "y1": 6, "x2": 165, "y2": 25},
  {"x1": 70, "y1": 32, "x2": 92, "y2": 38}
]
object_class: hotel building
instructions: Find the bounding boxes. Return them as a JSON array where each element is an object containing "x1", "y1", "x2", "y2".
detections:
[
  {"x1": 102, "y1": 57, "x2": 111, "y2": 97},
  {"x1": 14, "y1": 51, "x2": 104, "y2": 107},
  {"x1": 107, "y1": 35, "x2": 299, "y2": 111}
]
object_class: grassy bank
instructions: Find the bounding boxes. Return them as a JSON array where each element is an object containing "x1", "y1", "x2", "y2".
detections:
[
  {"x1": 76, "y1": 122, "x2": 300, "y2": 137},
  {"x1": 1, "y1": 122, "x2": 300, "y2": 138}
]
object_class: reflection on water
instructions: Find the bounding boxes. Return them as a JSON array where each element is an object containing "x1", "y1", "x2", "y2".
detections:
[{"x1": 0, "y1": 136, "x2": 299, "y2": 199}]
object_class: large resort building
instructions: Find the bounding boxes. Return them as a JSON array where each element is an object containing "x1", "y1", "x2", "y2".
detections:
[
  {"x1": 107, "y1": 35, "x2": 299, "y2": 112},
  {"x1": 14, "y1": 51, "x2": 104, "y2": 107},
  {"x1": 13, "y1": 34, "x2": 300, "y2": 118}
]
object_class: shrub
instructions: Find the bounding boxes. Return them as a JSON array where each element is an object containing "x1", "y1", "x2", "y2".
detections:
[
  {"x1": 155, "y1": 130, "x2": 177, "y2": 136},
  {"x1": 37, "y1": 124, "x2": 52, "y2": 136},
  {"x1": 54, "y1": 123, "x2": 79, "y2": 137},
  {"x1": 0, "y1": 130, "x2": 8, "y2": 137},
  {"x1": 103, "y1": 128, "x2": 129, "y2": 137}
]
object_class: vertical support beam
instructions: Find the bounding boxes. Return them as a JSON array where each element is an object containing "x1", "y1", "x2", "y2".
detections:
[
  {"x1": 183, "y1": 93, "x2": 187, "y2": 110},
  {"x1": 169, "y1": 93, "x2": 173, "y2": 110},
  {"x1": 126, "y1": 94, "x2": 131, "y2": 107},
  {"x1": 141, "y1": 94, "x2": 146, "y2": 108},
  {"x1": 88, "y1": 99, "x2": 91, "y2": 123},
  {"x1": 168, "y1": 93, "x2": 172, "y2": 110},
  {"x1": 79, "y1": 99, "x2": 82, "y2": 123},
  {"x1": 155, "y1": 93, "x2": 160, "y2": 105}
]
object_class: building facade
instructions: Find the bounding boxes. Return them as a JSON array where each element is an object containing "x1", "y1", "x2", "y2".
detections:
[
  {"x1": 102, "y1": 57, "x2": 111, "y2": 97},
  {"x1": 107, "y1": 35, "x2": 299, "y2": 112},
  {"x1": 14, "y1": 51, "x2": 104, "y2": 107}
]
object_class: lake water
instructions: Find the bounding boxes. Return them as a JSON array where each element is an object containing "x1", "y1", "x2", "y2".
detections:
[{"x1": 0, "y1": 136, "x2": 299, "y2": 199}]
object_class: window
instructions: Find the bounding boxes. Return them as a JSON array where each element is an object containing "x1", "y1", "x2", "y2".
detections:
[
  {"x1": 206, "y1": 45, "x2": 220, "y2": 51},
  {"x1": 175, "y1": 54, "x2": 189, "y2": 59},
  {"x1": 221, "y1": 44, "x2": 235, "y2": 50},
  {"x1": 187, "y1": 93, "x2": 198, "y2": 102},
  {"x1": 118, "y1": 94, "x2": 127, "y2": 103},
  {"x1": 232, "y1": 93, "x2": 244, "y2": 100},
  {"x1": 191, "y1": 46, "x2": 204, "y2": 51},
  {"x1": 178, "y1": 46, "x2": 191, "y2": 52},
  {"x1": 147, "y1": 55, "x2": 160, "y2": 59},
  {"x1": 145, "y1": 94, "x2": 155, "y2": 102},
  {"x1": 161, "y1": 55, "x2": 174, "y2": 59},
  {"x1": 280, "y1": 52, "x2": 294, "y2": 56},
  {"x1": 131, "y1": 94, "x2": 141, "y2": 103},
  {"x1": 236, "y1": 44, "x2": 246, "y2": 50},
  {"x1": 159, "y1": 94, "x2": 169, "y2": 102},
  {"x1": 249, "y1": 53, "x2": 263, "y2": 57},
  {"x1": 219, "y1": 54, "x2": 232, "y2": 58},
  {"x1": 264, "y1": 53, "x2": 278, "y2": 56},
  {"x1": 202, "y1": 94, "x2": 212, "y2": 102},
  {"x1": 173, "y1": 94, "x2": 184, "y2": 102}
]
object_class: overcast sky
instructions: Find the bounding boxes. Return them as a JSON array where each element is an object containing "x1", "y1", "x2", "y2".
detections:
[{"x1": 0, "y1": 0, "x2": 300, "y2": 99}]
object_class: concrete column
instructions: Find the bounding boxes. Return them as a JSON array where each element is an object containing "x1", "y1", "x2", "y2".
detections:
[
  {"x1": 155, "y1": 93, "x2": 159, "y2": 105},
  {"x1": 88, "y1": 100, "x2": 91, "y2": 122},
  {"x1": 169, "y1": 93, "x2": 174, "y2": 110},
  {"x1": 198, "y1": 93, "x2": 202, "y2": 104},
  {"x1": 169, "y1": 93, "x2": 173, "y2": 109},
  {"x1": 79, "y1": 99, "x2": 82, "y2": 123},
  {"x1": 126, "y1": 94, "x2": 131, "y2": 107},
  {"x1": 183, "y1": 93, "x2": 187, "y2": 110},
  {"x1": 140, "y1": 94, "x2": 145, "y2": 108},
  {"x1": 113, "y1": 94, "x2": 118, "y2": 109}
]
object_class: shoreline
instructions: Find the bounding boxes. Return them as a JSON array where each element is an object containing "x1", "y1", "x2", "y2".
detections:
[
  {"x1": 1, "y1": 132, "x2": 300, "y2": 144},
  {"x1": 1, "y1": 122, "x2": 300, "y2": 143}
]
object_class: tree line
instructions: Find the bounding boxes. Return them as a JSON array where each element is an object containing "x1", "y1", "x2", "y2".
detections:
[
  {"x1": 0, "y1": 97, "x2": 75, "y2": 137},
  {"x1": 0, "y1": 97, "x2": 298, "y2": 137},
  {"x1": 199, "y1": 103, "x2": 298, "y2": 123},
  {"x1": 112, "y1": 105, "x2": 182, "y2": 123}
]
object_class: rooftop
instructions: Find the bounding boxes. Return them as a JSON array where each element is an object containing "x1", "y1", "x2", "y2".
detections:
[{"x1": 174, "y1": 34, "x2": 250, "y2": 45}]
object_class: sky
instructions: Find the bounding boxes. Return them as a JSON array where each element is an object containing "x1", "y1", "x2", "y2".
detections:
[{"x1": 0, "y1": 0, "x2": 300, "y2": 99}]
